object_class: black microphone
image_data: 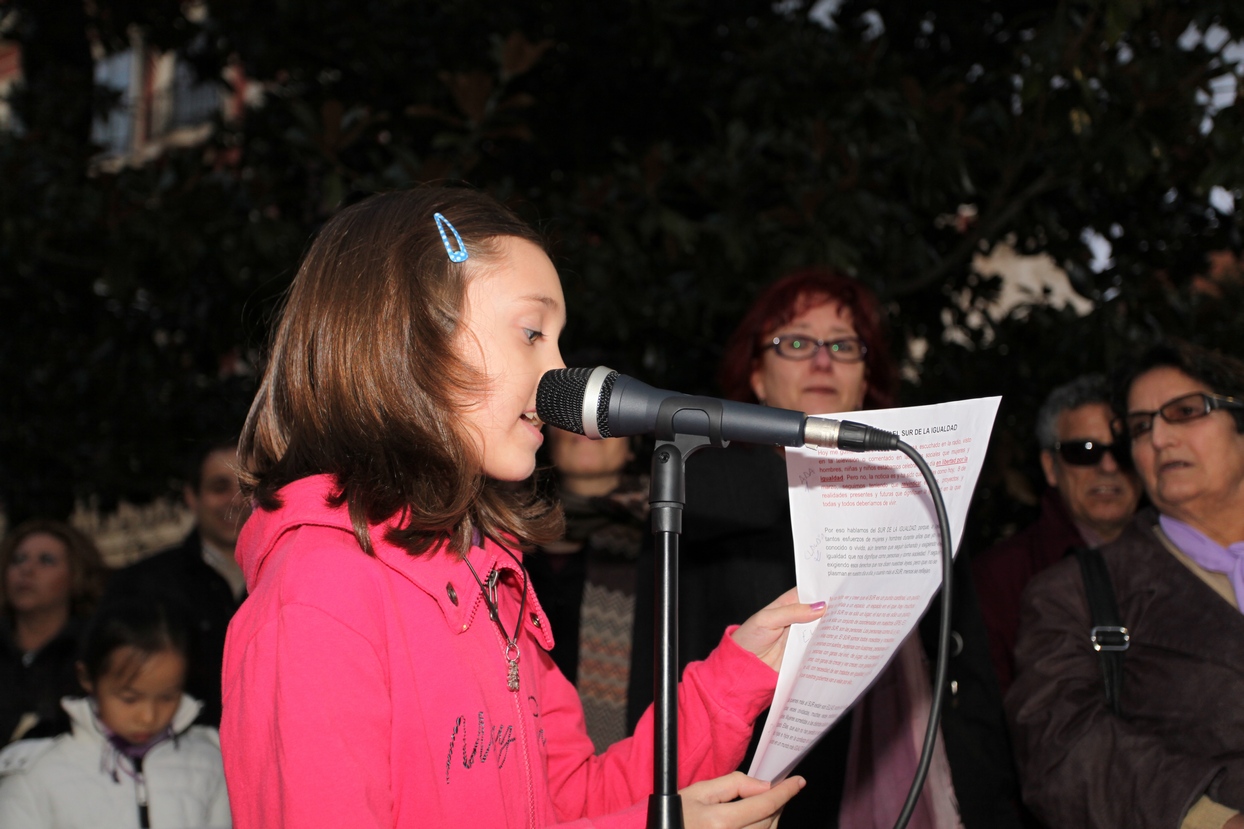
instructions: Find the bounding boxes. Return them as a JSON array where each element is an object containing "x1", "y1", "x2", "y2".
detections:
[{"x1": 536, "y1": 366, "x2": 899, "y2": 452}]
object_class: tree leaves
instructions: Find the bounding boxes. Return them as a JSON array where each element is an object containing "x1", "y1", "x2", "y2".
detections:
[{"x1": 2, "y1": 0, "x2": 1242, "y2": 549}]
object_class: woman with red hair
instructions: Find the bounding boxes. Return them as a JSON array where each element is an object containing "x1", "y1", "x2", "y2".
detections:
[
  {"x1": 716, "y1": 267, "x2": 897, "y2": 412},
  {"x1": 630, "y1": 267, "x2": 1018, "y2": 829}
]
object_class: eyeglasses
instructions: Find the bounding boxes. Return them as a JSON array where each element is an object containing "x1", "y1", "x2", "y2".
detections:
[
  {"x1": 1053, "y1": 439, "x2": 1130, "y2": 468},
  {"x1": 1113, "y1": 391, "x2": 1244, "y2": 441},
  {"x1": 765, "y1": 335, "x2": 868, "y2": 363}
]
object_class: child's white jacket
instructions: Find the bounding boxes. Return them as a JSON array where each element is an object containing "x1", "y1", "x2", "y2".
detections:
[{"x1": 0, "y1": 694, "x2": 230, "y2": 828}]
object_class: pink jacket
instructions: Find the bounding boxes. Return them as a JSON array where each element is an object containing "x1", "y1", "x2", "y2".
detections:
[{"x1": 220, "y1": 475, "x2": 777, "y2": 828}]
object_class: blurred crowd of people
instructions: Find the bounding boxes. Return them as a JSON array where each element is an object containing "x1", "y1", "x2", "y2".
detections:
[
  {"x1": 2, "y1": 259, "x2": 1242, "y2": 829},
  {"x1": 0, "y1": 439, "x2": 247, "y2": 827}
]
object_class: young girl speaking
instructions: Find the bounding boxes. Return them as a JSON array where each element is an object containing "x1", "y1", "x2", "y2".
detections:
[{"x1": 220, "y1": 187, "x2": 825, "y2": 829}]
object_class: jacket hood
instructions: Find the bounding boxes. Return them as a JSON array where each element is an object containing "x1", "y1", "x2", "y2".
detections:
[{"x1": 236, "y1": 475, "x2": 363, "y2": 589}]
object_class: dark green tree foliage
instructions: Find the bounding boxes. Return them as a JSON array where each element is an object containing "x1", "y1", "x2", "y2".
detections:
[
  {"x1": 0, "y1": 0, "x2": 303, "y2": 517},
  {"x1": 1, "y1": 0, "x2": 1241, "y2": 551}
]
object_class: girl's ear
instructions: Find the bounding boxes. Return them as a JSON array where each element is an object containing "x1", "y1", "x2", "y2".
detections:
[{"x1": 75, "y1": 661, "x2": 93, "y2": 695}]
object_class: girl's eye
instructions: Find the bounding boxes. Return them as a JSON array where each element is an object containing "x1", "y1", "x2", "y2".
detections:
[{"x1": 523, "y1": 328, "x2": 543, "y2": 344}]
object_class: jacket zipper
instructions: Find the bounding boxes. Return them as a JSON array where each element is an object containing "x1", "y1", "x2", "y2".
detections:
[
  {"x1": 488, "y1": 570, "x2": 537, "y2": 829},
  {"x1": 134, "y1": 754, "x2": 151, "y2": 828}
]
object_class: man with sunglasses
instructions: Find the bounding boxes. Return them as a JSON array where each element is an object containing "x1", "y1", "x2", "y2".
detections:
[{"x1": 972, "y1": 374, "x2": 1143, "y2": 693}]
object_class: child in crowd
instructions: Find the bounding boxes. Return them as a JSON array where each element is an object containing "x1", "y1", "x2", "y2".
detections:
[
  {"x1": 220, "y1": 186, "x2": 824, "y2": 828},
  {"x1": 0, "y1": 597, "x2": 231, "y2": 828}
]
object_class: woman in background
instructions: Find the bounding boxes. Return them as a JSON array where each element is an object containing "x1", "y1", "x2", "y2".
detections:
[
  {"x1": 629, "y1": 267, "x2": 1021, "y2": 829},
  {"x1": 0, "y1": 519, "x2": 108, "y2": 744}
]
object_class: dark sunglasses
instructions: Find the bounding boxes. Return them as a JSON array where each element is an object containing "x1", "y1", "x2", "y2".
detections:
[{"x1": 1053, "y1": 439, "x2": 1131, "y2": 468}]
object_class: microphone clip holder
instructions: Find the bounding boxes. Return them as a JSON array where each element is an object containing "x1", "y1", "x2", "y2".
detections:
[{"x1": 654, "y1": 396, "x2": 732, "y2": 449}]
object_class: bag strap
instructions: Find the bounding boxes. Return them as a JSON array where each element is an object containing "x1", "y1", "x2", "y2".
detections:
[{"x1": 1072, "y1": 546, "x2": 1129, "y2": 717}]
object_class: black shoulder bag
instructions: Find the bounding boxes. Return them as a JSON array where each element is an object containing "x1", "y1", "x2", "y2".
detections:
[{"x1": 1072, "y1": 546, "x2": 1130, "y2": 717}]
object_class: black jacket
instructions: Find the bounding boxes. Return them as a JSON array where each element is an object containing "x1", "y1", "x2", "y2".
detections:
[
  {"x1": 105, "y1": 530, "x2": 244, "y2": 727},
  {"x1": 0, "y1": 617, "x2": 83, "y2": 743}
]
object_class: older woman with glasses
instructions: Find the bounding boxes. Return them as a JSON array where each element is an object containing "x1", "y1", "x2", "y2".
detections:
[
  {"x1": 628, "y1": 267, "x2": 1022, "y2": 829},
  {"x1": 1007, "y1": 340, "x2": 1244, "y2": 829}
]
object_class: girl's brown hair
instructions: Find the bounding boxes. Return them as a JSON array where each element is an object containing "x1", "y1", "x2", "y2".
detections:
[
  {"x1": 0, "y1": 519, "x2": 108, "y2": 620},
  {"x1": 241, "y1": 186, "x2": 562, "y2": 557}
]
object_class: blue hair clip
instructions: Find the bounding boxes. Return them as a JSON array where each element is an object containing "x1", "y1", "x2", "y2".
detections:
[{"x1": 434, "y1": 213, "x2": 469, "y2": 263}]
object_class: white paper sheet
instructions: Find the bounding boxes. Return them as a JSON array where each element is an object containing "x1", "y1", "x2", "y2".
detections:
[{"x1": 747, "y1": 396, "x2": 1001, "y2": 782}]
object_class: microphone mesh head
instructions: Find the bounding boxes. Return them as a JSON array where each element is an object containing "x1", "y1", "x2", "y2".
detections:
[
  {"x1": 537, "y1": 367, "x2": 592, "y2": 434},
  {"x1": 536, "y1": 367, "x2": 618, "y2": 437}
]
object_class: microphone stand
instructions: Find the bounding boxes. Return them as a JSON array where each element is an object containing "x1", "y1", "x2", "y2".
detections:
[{"x1": 646, "y1": 399, "x2": 728, "y2": 829}]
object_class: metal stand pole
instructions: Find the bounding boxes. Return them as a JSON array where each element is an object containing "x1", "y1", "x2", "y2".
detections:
[{"x1": 646, "y1": 433, "x2": 712, "y2": 829}]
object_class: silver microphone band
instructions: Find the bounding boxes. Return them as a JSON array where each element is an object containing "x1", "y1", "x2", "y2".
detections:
[{"x1": 580, "y1": 365, "x2": 614, "y2": 440}]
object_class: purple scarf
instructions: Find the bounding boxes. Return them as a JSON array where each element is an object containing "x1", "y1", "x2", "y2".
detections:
[
  {"x1": 1160, "y1": 515, "x2": 1244, "y2": 613},
  {"x1": 93, "y1": 705, "x2": 173, "y2": 781},
  {"x1": 106, "y1": 729, "x2": 171, "y2": 763}
]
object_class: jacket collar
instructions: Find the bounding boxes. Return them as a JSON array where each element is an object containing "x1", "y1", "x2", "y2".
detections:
[
  {"x1": 61, "y1": 693, "x2": 203, "y2": 740},
  {"x1": 1105, "y1": 511, "x2": 1244, "y2": 671},
  {"x1": 379, "y1": 536, "x2": 553, "y2": 650},
  {"x1": 238, "y1": 474, "x2": 554, "y2": 649}
]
